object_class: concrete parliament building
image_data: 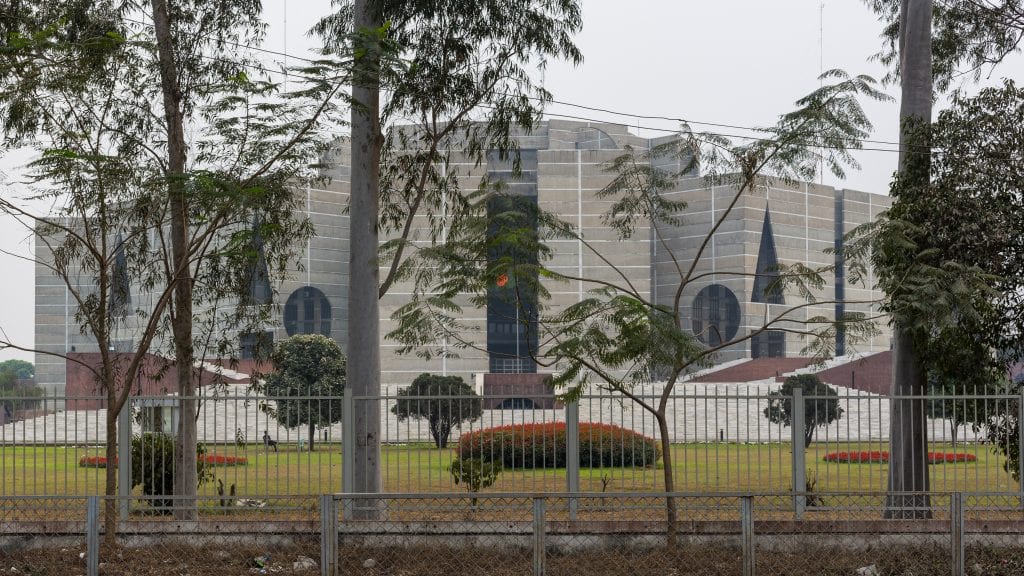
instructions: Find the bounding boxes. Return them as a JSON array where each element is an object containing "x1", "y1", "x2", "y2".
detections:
[{"x1": 34, "y1": 120, "x2": 891, "y2": 394}]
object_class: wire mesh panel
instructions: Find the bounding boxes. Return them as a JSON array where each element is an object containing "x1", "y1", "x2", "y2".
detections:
[
  {"x1": 963, "y1": 492, "x2": 1024, "y2": 575},
  {"x1": 338, "y1": 494, "x2": 536, "y2": 575},
  {"x1": 97, "y1": 495, "x2": 322, "y2": 575}
]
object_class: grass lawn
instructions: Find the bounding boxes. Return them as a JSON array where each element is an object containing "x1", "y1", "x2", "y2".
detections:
[{"x1": 1, "y1": 441, "x2": 1016, "y2": 498}]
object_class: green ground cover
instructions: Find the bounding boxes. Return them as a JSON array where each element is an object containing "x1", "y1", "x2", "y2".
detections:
[{"x1": 0, "y1": 441, "x2": 1016, "y2": 497}]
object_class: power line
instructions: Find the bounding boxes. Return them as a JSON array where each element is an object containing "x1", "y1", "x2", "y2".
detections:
[
  {"x1": 124, "y1": 15, "x2": 908, "y2": 148},
  {"x1": 118, "y1": 15, "x2": 922, "y2": 156}
]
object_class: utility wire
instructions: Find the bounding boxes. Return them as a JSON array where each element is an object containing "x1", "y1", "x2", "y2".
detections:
[{"x1": 120, "y1": 15, "x2": 941, "y2": 156}]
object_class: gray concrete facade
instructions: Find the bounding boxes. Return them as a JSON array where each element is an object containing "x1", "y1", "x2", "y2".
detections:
[{"x1": 34, "y1": 120, "x2": 891, "y2": 392}]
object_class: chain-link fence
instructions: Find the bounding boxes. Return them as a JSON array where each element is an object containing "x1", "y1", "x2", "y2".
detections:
[{"x1": 4, "y1": 492, "x2": 1024, "y2": 575}]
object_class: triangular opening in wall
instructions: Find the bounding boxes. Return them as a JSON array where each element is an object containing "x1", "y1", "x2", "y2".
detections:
[{"x1": 752, "y1": 206, "x2": 784, "y2": 305}]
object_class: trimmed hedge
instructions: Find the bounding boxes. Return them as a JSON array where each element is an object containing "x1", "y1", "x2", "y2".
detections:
[{"x1": 456, "y1": 422, "x2": 661, "y2": 469}]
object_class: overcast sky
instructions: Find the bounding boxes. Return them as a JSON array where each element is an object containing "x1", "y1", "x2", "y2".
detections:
[{"x1": 0, "y1": 1, "x2": 983, "y2": 362}]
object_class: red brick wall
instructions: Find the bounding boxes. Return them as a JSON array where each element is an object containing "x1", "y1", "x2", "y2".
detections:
[
  {"x1": 64, "y1": 353, "x2": 245, "y2": 410},
  {"x1": 813, "y1": 352, "x2": 892, "y2": 396},
  {"x1": 482, "y1": 373, "x2": 559, "y2": 409}
]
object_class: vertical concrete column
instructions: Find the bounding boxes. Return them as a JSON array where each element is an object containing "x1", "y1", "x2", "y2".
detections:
[
  {"x1": 117, "y1": 404, "x2": 132, "y2": 520},
  {"x1": 532, "y1": 497, "x2": 546, "y2": 576},
  {"x1": 320, "y1": 495, "x2": 338, "y2": 576},
  {"x1": 950, "y1": 492, "x2": 964, "y2": 576},
  {"x1": 86, "y1": 496, "x2": 100, "y2": 576},
  {"x1": 341, "y1": 387, "x2": 354, "y2": 519},
  {"x1": 565, "y1": 400, "x2": 580, "y2": 520},
  {"x1": 791, "y1": 388, "x2": 806, "y2": 518},
  {"x1": 741, "y1": 496, "x2": 755, "y2": 576}
]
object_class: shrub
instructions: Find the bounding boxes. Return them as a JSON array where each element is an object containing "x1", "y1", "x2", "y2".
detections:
[
  {"x1": 449, "y1": 457, "x2": 502, "y2": 506},
  {"x1": 130, "y1": 433, "x2": 212, "y2": 511},
  {"x1": 456, "y1": 422, "x2": 660, "y2": 469}
]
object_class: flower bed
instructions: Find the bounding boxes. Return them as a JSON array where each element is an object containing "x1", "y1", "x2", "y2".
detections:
[
  {"x1": 79, "y1": 453, "x2": 247, "y2": 468},
  {"x1": 199, "y1": 454, "x2": 248, "y2": 466},
  {"x1": 78, "y1": 455, "x2": 114, "y2": 468},
  {"x1": 823, "y1": 451, "x2": 977, "y2": 464}
]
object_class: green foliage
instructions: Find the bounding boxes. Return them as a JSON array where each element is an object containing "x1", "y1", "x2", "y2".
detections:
[
  {"x1": 449, "y1": 457, "x2": 502, "y2": 505},
  {"x1": 984, "y1": 381, "x2": 1022, "y2": 482},
  {"x1": 864, "y1": 0, "x2": 1024, "y2": 91},
  {"x1": 391, "y1": 373, "x2": 483, "y2": 448},
  {"x1": 846, "y1": 81, "x2": 1024, "y2": 397},
  {"x1": 130, "y1": 433, "x2": 211, "y2": 512},
  {"x1": 314, "y1": 0, "x2": 583, "y2": 297},
  {"x1": 0, "y1": 360, "x2": 34, "y2": 380},
  {"x1": 257, "y1": 335, "x2": 347, "y2": 450},
  {"x1": 456, "y1": 422, "x2": 661, "y2": 469},
  {"x1": 0, "y1": 369, "x2": 43, "y2": 418},
  {"x1": 763, "y1": 375, "x2": 844, "y2": 447}
]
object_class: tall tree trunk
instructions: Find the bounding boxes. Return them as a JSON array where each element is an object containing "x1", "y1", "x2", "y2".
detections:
[
  {"x1": 150, "y1": 0, "x2": 197, "y2": 522},
  {"x1": 656, "y1": 413, "x2": 677, "y2": 548},
  {"x1": 309, "y1": 420, "x2": 316, "y2": 452},
  {"x1": 349, "y1": 0, "x2": 382, "y2": 517},
  {"x1": 885, "y1": 0, "x2": 932, "y2": 520},
  {"x1": 104, "y1": 382, "x2": 118, "y2": 546}
]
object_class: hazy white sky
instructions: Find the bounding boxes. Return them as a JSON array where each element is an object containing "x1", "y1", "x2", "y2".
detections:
[{"x1": 0, "y1": 1, "x2": 970, "y2": 362}]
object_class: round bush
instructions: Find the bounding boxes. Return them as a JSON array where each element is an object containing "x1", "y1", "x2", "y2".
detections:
[{"x1": 456, "y1": 422, "x2": 660, "y2": 469}]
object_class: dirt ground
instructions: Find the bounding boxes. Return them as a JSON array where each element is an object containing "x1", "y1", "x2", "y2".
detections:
[{"x1": 2, "y1": 542, "x2": 1024, "y2": 575}]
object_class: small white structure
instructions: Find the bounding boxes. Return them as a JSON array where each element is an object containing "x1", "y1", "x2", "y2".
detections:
[{"x1": 135, "y1": 396, "x2": 180, "y2": 435}]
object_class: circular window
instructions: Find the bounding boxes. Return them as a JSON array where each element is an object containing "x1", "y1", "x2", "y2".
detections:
[
  {"x1": 284, "y1": 286, "x2": 332, "y2": 336},
  {"x1": 691, "y1": 284, "x2": 740, "y2": 346}
]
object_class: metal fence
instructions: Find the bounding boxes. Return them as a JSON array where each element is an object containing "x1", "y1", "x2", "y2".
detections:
[
  {"x1": 3, "y1": 492, "x2": 1024, "y2": 576},
  {"x1": 1, "y1": 386, "x2": 1022, "y2": 504}
]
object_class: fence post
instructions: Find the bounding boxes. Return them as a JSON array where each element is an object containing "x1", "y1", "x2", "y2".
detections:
[
  {"x1": 790, "y1": 388, "x2": 806, "y2": 519},
  {"x1": 533, "y1": 498, "x2": 546, "y2": 576},
  {"x1": 741, "y1": 496, "x2": 755, "y2": 576},
  {"x1": 565, "y1": 399, "x2": 580, "y2": 521},
  {"x1": 320, "y1": 495, "x2": 338, "y2": 576},
  {"x1": 341, "y1": 387, "x2": 354, "y2": 519},
  {"x1": 1017, "y1": 389, "x2": 1023, "y2": 504},
  {"x1": 86, "y1": 496, "x2": 99, "y2": 576},
  {"x1": 117, "y1": 404, "x2": 132, "y2": 521},
  {"x1": 951, "y1": 492, "x2": 964, "y2": 576}
]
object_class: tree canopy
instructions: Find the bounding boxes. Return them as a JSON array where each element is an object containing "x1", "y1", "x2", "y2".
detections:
[
  {"x1": 0, "y1": 359, "x2": 33, "y2": 380},
  {"x1": 392, "y1": 373, "x2": 483, "y2": 448},
  {"x1": 258, "y1": 334, "x2": 347, "y2": 451},
  {"x1": 764, "y1": 374, "x2": 845, "y2": 447},
  {"x1": 865, "y1": 0, "x2": 1024, "y2": 91}
]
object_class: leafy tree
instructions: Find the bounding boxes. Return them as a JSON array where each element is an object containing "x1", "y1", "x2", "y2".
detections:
[
  {"x1": 313, "y1": 0, "x2": 583, "y2": 501},
  {"x1": 764, "y1": 374, "x2": 844, "y2": 447},
  {"x1": 0, "y1": 359, "x2": 33, "y2": 379},
  {"x1": 258, "y1": 335, "x2": 347, "y2": 451},
  {"x1": 392, "y1": 373, "x2": 483, "y2": 448},
  {"x1": 391, "y1": 70, "x2": 888, "y2": 541},
  {"x1": 0, "y1": 2, "x2": 337, "y2": 528},
  {"x1": 865, "y1": 0, "x2": 1024, "y2": 91},
  {"x1": 0, "y1": 369, "x2": 42, "y2": 419},
  {"x1": 846, "y1": 82, "x2": 1024, "y2": 507},
  {"x1": 859, "y1": 0, "x2": 1024, "y2": 517}
]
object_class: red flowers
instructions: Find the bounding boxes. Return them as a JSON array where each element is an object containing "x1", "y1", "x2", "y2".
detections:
[
  {"x1": 199, "y1": 454, "x2": 248, "y2": 466},
  {"x1": 78, "y1": 455, "x2": 113, "y2": 468},
  {"x1": 78, "y1": 453, "x2": 248, "y2": 468},
  {"x1": 823, "y1": 451, "x2": 977, "y2": 464}
]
